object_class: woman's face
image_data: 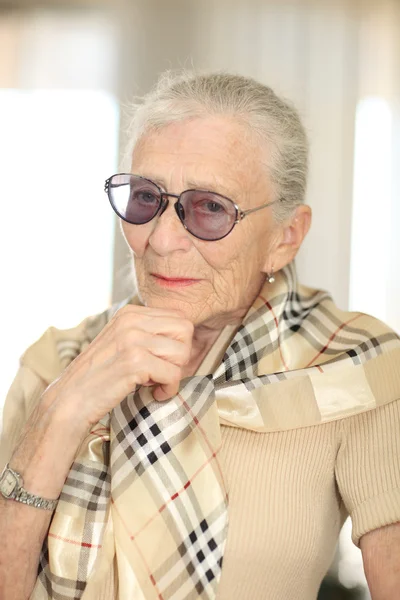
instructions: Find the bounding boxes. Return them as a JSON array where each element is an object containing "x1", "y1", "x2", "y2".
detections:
[{"x1": 121, "y1": 116, "x2": 283, "y2": 328}]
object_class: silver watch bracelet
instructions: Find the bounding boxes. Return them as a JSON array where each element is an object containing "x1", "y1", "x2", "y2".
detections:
[{"x1": 14, "y1": 488, "x2": 59, "y2": 511}]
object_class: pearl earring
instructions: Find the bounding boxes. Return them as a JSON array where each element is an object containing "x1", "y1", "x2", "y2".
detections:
[{"x1": 267, "y1": 271, "x2": 275, "y2": 284}]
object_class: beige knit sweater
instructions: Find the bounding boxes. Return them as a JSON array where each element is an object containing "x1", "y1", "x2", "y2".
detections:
[{"x1": 1, "y1": 362, "x2": 400, "y2": 599}]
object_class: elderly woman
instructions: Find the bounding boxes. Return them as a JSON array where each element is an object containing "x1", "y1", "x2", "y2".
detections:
[{"x1": 0, "y1": 72, "x2": 399, "y2": 600}]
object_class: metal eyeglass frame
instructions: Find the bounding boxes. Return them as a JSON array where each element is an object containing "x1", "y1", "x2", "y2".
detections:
[{"x1": 104, "y1": 173, "x2": 279, "y2": 241}]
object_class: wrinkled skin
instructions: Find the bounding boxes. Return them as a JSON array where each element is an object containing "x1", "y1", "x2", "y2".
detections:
[{"x1": 121, "y1": 115, "x2": 311, "y2": 355}]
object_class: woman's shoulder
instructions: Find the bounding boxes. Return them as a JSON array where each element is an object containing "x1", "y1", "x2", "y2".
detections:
[
  {"x1": 252, "y1": 276, "x2": 400, "y2": 432},
  {"x1": 297, "y1": 279, "x2": 397, "y2": 336},
  {"x1": 294, "y1": 280, "x2": 400, "y2": 366},
  {"x1": 305, "y1": 293, "x2": 400, "y2": 417},
  {"x1": 1, "y1": 297, "x2": 134, "y2": 467}
]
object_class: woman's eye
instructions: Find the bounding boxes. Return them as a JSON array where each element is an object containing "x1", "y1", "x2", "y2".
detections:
[
  {"x1": 205, "y1": 201, "x2": 224, "y2": 213},
  {"x1": 136, "y1": 191, "x2": 159, "y2": 203},
  {"x1": 191, "y1": 197, "x2": 229, "y2": 219}
]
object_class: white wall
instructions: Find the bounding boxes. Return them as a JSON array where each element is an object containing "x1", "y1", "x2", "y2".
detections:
[{"x1": 0, "y1": 8, "x2": 119, "y2": 424}]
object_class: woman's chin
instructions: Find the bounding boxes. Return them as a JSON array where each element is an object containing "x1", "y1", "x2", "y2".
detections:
[{"x1": 139, "y1": 291, "x2": 196, "y2": 320}]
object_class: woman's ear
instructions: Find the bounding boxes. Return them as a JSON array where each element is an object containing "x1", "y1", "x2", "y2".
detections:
[{"x1": 262, "y1": 205, "x2": 312, "y2": 273}]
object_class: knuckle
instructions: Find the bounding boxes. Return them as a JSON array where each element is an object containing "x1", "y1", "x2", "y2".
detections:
[
  {"x1": 113, "y1": 305, "x2": 129, "y2": 320},
  {"x1": 128, "y1": 345, "x2": 147, "y2": 365},
  {"x1": 112, "y1": 314, "x2": 127, "y2": 333},
  {"x1": 113, "y1": 306, "x2": 137, "y2": 327},
  {"x1": 117, "y1": 304, "x2": 135, "y2": 314},
  {"x1": 124, "y1": 329, "x2": 141, "y2": 347},
  {"x1": 183, "y1": 320, "x2": 194, "y2": 335},
  {"x1": 115, "y1": 335, "x2": 128, "y2": 354},
  {"x1": 176, "y1": 346, "x2": 190, "y2": 366},
  {"x1": 115, "y1": 329, "x2": 141, "y2": 353},
  {"x1": 171, "y1": 365, "x2": 183, "y2": 380},
  {"x1": 126, "y1": 371, "x2": 142, "y2": 388}
]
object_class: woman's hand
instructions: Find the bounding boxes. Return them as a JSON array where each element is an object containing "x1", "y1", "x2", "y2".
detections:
[
  {"x1": 42, "y1": 305, "x2": 194, "y2": 428},
  {"x1": 0, "y1": 304, "x2": 193, "y2": 600}
]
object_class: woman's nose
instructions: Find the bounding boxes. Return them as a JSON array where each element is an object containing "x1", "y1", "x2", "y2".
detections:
[{"x1": 148, "y1": 199, "x2": 192, "y2": 256}]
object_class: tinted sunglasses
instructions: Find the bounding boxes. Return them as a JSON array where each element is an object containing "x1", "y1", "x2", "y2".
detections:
[{"x1": 105, "y1": 173, "x2": 277, "y2": 241}]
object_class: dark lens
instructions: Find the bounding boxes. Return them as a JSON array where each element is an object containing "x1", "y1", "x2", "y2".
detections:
[
  {"x1": 180, "y1": 191, "x2": 237, "y2": 240},
  {"x1": 108, "y1": 175, "x2": 161, "y2": 224}
]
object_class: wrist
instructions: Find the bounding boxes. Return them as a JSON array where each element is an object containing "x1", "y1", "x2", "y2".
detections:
[
  {"x1": 0, "y1": 464, "x2": 59, "y2": 509},
  {"x1": 10, "y1": 405, "x2": 92, "y2": 498}
]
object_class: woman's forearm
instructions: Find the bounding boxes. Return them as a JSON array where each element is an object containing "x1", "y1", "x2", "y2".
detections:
[
  {"x1": 0, "y1": 498, "x2": 53, "y2": 600},
  {"x1": 0, "y1": 403, "x2": 89, "y2": 600}
]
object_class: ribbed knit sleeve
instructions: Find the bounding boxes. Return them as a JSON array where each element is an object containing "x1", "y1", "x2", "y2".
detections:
[{"x1": 335, "y1": 398, "x2": 400, "y2": 547}]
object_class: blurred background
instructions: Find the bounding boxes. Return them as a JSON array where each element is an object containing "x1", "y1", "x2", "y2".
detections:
[{"x1": 1, "y1": 0, "x2": 400, "y2": 597}]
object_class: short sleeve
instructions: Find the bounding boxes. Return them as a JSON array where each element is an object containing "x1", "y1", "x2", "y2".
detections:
[
  {"x1": 335, "y1": 398, "x2": 400, "y2": 547},
  {"x1": 0, "y1": 366, "x2": 48, "y2": 471}
]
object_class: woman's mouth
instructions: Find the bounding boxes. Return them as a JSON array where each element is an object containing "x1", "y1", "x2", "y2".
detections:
[{"x1": 151, "y1": 273, "x2": 201, "y2": 288}]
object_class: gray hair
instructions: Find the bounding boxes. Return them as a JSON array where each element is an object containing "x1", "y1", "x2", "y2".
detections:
[{"x1": 124, "y1": 70, "x2": 309, "y2": 222}]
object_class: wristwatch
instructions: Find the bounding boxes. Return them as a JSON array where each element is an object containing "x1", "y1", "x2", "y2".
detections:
[{"x1": 0, "y1": 464, "x2": 58, "y2": 511}]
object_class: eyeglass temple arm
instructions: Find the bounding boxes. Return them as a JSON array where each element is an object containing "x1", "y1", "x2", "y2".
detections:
[{"x1": 239, "y1": 199, "x2": 278, "y2": 219}]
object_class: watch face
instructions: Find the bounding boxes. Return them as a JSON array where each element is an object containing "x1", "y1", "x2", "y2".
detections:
[{"x1": 0, "y1": 469, "x2": 18, "y2": 498}]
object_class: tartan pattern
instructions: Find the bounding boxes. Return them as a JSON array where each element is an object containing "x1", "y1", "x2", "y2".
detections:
[
  {"x1": 30, "y1": 262, "x2": 400, "y2": 600},
  {"x1": 60, "y1": 461, "x2": 110, "y2": 513},
  {"x1": 108, "y1": 376, "x2": 227, "y2": 600}
]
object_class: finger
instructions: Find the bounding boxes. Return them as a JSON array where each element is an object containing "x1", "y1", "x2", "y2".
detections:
[
  {"x1": 123, "y1": 350, "x2": 183, "y2": 389},
  {"x1": 130, "y1": 331, "x2": 190, "y2": 366},
  {"x1": 58, "y1": 351, "x2": 183, "y2": 425},
  {"x1": 80, "y1": 305, "x2": 187, "y2": 354},
  {"x1": 152, "y1": 382, "x2": 180, "y2": 402},
  {"x1": 133, "y1": 315, "x2": 194, "y2": 344},
  {"x1": 90, "y1": 306, "x2": 194, "y2": 357},
  {"x1": 115, "y1": 304, "x2": 187, "y2": 319}
]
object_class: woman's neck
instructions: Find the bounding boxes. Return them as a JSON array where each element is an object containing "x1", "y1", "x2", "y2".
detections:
[{"x1": 182, "y1": 319, "x2": 240, "y2": 377}]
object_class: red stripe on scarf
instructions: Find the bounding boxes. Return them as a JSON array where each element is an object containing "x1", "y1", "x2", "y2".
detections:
[
  {"x1": 305, "y1": 314, "x2": 362, "y2": 367},
  {"x1": 259, "y1": 295, "x2": 290, "y2": 371},
  {"x1": 48, "y1": 532, "x2": 102, "y2": 549}
]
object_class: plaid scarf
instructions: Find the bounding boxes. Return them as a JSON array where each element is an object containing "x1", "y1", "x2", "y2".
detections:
[{"x1": 23, "y1": 262, "x2": 400, "y2": 600}]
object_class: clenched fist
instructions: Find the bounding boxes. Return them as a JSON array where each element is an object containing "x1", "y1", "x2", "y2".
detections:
[{"x1": 42, "y1": 305, "x2": 194, "y2": 427}]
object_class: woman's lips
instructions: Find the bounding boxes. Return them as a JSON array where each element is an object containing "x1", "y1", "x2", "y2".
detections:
[{"x1": 151, "y1": 273, "x2": 201, "y2": 288}]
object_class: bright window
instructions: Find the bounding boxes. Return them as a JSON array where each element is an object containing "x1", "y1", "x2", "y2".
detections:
[
  {"x1": 349, "y1": 97, "x2": 393, "y2": 322},
  {"x1": 0, "y1": 90, "x2": 119, "y2": 429}
]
